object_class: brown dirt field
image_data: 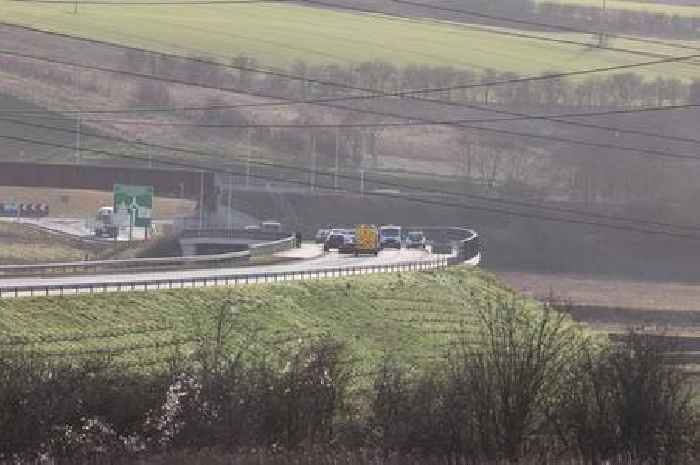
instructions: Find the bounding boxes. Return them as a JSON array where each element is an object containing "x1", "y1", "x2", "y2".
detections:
[
  {"x1": 0, "y1": 187, "x2": 195, "y2": 219},
  {"x1": 497, "y1": 271, "x2": 700, "y2": 312}
]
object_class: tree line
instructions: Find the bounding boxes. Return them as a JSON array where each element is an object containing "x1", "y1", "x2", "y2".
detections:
[
  {"x1": 425, "y1": 0, "x2": 700, "y2": 40},
  {"x1": 126, "y1": 52, "x2": 693, "y2": 109}
]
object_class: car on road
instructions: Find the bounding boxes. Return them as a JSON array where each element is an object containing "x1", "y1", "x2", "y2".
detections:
[
  {"x1": 379, "y1": 225, "x2": 402, "y2": 249},
  {"x1": 431, "y1": 240, "x2": 454, "y2": 255},
  {"x1": 339, "y1": 230, "x2": 356, "y2": 254},
  {"x1": 324, "y1": 230, "x2": 347, "y2": 252},
  {"x1": 405, "y1": 231, "x2": 427, "y2": 249},
  {"x1": 261, "y1": 221, "x2": 282, "y2": 233},
  {"x1": 315, "y1": 228, "x2": 331, "y2": 243}
]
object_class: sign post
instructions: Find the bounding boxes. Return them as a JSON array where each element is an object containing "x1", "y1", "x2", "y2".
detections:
[{"x1": 113, "y1": 184, "x2": 153, "y2": 240}]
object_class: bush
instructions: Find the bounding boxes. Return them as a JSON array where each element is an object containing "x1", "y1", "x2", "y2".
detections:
[
  {"x1": 554, "y1": 332, "x2": 698, "y2": 465},
  {"x1": 0, "y1": 302, "x2": 697, "y2": 465}
]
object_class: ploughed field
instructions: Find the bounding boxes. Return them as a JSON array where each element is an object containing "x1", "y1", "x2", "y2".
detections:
[{"x1": 499, "y1": 271, "x2": 700, "y2": 369}]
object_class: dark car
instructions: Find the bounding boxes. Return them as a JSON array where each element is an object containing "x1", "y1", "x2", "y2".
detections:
[
  {"x1": 431, "y1": 241, "x2": 454, "y2": 255},
  {"x1": 338, "y1": 231, "x2": 356, "y2": 254},
  {"x1": 324, "y1": 232, "x2": 346, "y2": 251}
]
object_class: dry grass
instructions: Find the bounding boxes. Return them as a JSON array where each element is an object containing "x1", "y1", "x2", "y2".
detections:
[
  {"x1": 0, "y1": 187, "x2": 195, "y2": 219},
  {"x1": 0, "y1": 221, "x2": 120, "y2": 264}
]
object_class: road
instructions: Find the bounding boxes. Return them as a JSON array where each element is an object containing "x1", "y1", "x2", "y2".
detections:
[
  {"x1": 0, "y1": 248, "x2": 466, "y2": 298},
  {"x1": 1, "y1": 217, "x2": 172, "y2": 241}
]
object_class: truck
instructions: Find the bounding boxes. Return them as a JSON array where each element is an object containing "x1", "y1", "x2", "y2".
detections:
[
  {"x1": 94, "y1": 206, "x2": 119, "y2": 238},
  {"x1": 354, "y1": 224, "x2": 379, "y2": 256}
]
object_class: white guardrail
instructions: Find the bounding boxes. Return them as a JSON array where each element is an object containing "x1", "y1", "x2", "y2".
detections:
[
  {"x1": 0, "y1": 257, "x2": 453, "y2": 299},
  {"x1": 0, "y1": 236, "x2": 297, "y2": 277}
]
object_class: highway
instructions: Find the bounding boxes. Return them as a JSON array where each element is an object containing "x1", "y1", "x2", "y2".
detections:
[{"x1": 0, "y1": 248, "x2": 463, "y2": 298}]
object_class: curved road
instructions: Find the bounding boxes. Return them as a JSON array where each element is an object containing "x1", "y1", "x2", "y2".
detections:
[{"x1": 0, "y1": 248, "x2": 462, "y2": 298}]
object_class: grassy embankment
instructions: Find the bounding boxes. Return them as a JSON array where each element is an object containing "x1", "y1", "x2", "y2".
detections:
[
  {"x1": 0, "y1": 1, "x2": 697, "y2": 80},
  {"x1": 0, "y1": 267, "x2": 574, "y2": 372}
]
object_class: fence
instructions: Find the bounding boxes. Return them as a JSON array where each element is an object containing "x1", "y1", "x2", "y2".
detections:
[
  {"x1": 0, "y1": 257, "x2": 451, "y2": 299},
  {"x1": 0, "y1": 235, "x2": 296, "y2": 277}
]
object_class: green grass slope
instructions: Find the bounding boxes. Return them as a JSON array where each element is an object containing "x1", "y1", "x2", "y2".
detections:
[
  {"x1": 1, "y1": 1, "x2": 697, "y2": 80},
  {"x1": 0, "y1": 267, "x2": 563, "y2": 371}
]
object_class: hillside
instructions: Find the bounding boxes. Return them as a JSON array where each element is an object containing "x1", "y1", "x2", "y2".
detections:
[
  {"x1": 0, "y1": 1, "x2": 697, "y2": 79},
  {"x1": 0, "y1": 267, "x2": 561, "y2": 371}
]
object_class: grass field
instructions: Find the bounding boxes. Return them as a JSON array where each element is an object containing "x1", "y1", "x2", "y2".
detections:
[
  {"x1": 0, "y1": 267, "x2": 565, "y2": 371},
  {"x1": 1, "y1": 1, "x2": 698, "y2": 80},
  {"x1": 538, "y1": 0, "x2": 700, "y2": 17}
]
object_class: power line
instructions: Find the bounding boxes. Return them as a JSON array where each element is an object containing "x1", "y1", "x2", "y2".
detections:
[
  {"x1": 310, "y1": 0, "x2": 700, "y2": 57},
  {"x1": 390, "y1": 0, "x2": 700, "y2": 54},
  {"x1": 1, "y1": 21, "x2": 699, "y2": 106},
  {"x1": 16, "y1": 109, "x2": 700, "y2": 147},
  {"x1": 300, "y1": 0, "x2": 700, "y2": 62},
  {"x1": 13, "y1": 0, "x2": 697, "y2": 61},
  {"x1": 3, "y1": 125, "x2": 700, "y2": 236},
  {"x1": 2, "y1": 49, "x2": 700, "y2": 163},
  {"x1": 9, "y1": 0, "x2": 700, "y2": 58},
  {"x1": 22, "y1": 102, "x2": 700, "y2": 147},
  {"x1": 3, "y1": 0, "x2": 700, "y2": 150},
  {"x1": 1, "y1": 24, "x2": 698, "y2": 149},
  {"x1": 2, "y1": 21, "x2": 700, "y2": 142},
  {"x1": 0, "y1": 101, "x2": 698, "y2": 119}
]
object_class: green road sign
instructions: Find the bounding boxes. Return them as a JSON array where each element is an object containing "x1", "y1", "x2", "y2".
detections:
[{"x1": 113, "y1": 184, "x2": 153, "y2": 228}]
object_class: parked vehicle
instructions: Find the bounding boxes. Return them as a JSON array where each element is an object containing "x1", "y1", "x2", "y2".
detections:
[
  {"x1": 261, "y1": 221, "x2": 282, "y2": 233},
  {"x1": 315, "y1": 228, "x2": 330, "y2": 243},
  {"x1": 339, "y1": 230, "x2": 356, "y2": 254},
  {"x1": 354, "y1": 224, "x2": 379, "y2": 256},
  {"x1": 324, "y1": 230, "x2": 347, "y2": 252},
  {"x1": 244, "y1": 225, "x2": 261, "y2": 232},
  {"x1": 94, "y1": 206, "x2": 119, "y2": 238},
  {"x1": 431, "y1": 240, "x2": 454, "y2": 255},
  {"x1": 379, "y1": 225, "x2": 402, "y2": 249},
  {"x1": 405, "y1": 231, "x2": 427, "y2": 249}
]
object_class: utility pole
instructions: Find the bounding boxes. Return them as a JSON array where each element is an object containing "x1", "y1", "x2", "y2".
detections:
[
  {"x1": 360, "y1": 169, "x2": 365, "y2": 197},
  {"x1": 73, "y1": 0, "x2": 78, "y2": 14},
  {"x1": 227, "y1": 173, "x2": 233, "y2": 230},
  {"x1": 245, "y1": 129, "x2": 251, "y2": 189},
  {"x1": 199, "y1": 170, "x2": 205, "y2": 230},
  {"x1": 334, "y1": 127, "x2": 340, "y2": 190},
  {"x1": 598, "y1": 0, "x2": 607, "y2": 47},
  {"x1": 310, "y1": 133, "x2": 317, "y2": 191},
  {"x1": 75, "y1": 65, "x2": 81, "y2": 164},
  {"x1": 75, "y1": 115, "x2": 81, "y2": 164}
]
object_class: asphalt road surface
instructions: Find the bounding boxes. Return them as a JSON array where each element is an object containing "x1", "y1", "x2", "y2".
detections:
[{"x1": 0, "y1": 248, "x2": 456, "y2": 298}]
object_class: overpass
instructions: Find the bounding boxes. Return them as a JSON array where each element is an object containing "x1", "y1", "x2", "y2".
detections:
[{"x1": 0, "y1": 161, "x2": 217, "y2": 209}]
